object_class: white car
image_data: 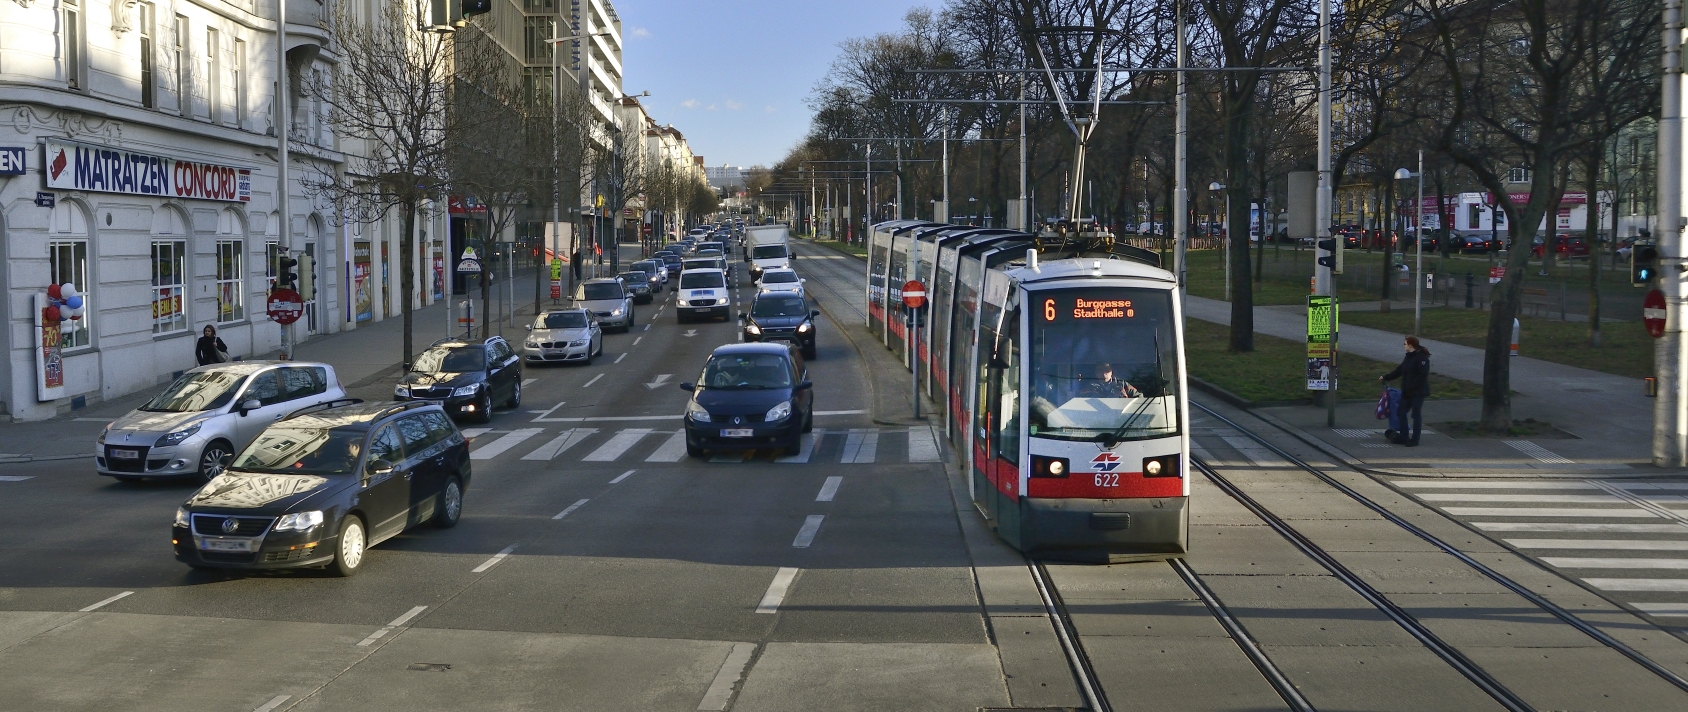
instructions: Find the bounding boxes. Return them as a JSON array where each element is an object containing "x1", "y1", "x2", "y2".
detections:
[
  {"x1": 524, "y1": 308, "x2": 604, "y2": 365},
  {"x1": 677, "y1": 268, "x2": 730, "y2": 322},
  {"x1": 756, "y1": 268, "x2": 805, "y2": 297}
]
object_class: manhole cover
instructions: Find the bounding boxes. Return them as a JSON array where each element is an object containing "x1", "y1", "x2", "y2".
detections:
[{"x1": 406, "y1": 663, "x2": 451, "y2": 672}]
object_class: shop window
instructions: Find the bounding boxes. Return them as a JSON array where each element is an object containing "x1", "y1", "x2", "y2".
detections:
[
  {"x1": 152, "y1": 241, "x2": 187, "y2": 334},
  {"x1": 216, "y1": 240, "x2": 243, "y2": 323},
  {"x1": 48, "y1": 241, "x2": 91, "y2": 350}
]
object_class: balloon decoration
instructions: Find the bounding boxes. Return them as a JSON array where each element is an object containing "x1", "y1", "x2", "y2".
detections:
[
  {"x1": 42, "y1": 283, "x2": 83, "y2": 324},
  {"x1": 47, "y1": 284, "x2": 62, "y2": 300}
]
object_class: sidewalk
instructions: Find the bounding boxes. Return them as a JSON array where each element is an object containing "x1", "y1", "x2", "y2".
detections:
[{"x1": 1185, "y1": 295, "x2": 1658, "y2": 472}]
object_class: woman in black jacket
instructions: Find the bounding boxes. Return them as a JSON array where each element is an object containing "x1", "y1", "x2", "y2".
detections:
[
  {"x1": 195, "y1": 325, "x2": 229, "y2": 366},
  {"x1": 1381, "y1": 336, "x2": 1431, "y2": 446}
]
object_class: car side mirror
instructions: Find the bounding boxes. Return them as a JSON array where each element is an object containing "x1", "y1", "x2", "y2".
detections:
[
  {"x1": 366, "y1": 459, "x2": 394, "y2": 477},
  {"x1": 810, "y1": 310, "x2": 821, "y2": 318},
  {"x1": 794, "y1": 381, "x2": 813, "y2": 391},
  {"x1": 679, "y1": 382, "x2": 695, "y2": 392},
  {"x1": 525, "y1": 325, "x2": 533, "y2": 331},
  {"x1": 737, "y1": 313, "x2": 747, "y2": 323},
  {"x1": 238, "y1": 398, "x2": 261, "y2": 416}
]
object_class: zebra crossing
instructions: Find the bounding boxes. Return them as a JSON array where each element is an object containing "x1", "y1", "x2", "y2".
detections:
[
  {"x1": 1393, "y1": 478, "x2": 1688, "y2": 618},
  {"x1": 462, "y1": 425, "x2": 943, "y2": 465}
]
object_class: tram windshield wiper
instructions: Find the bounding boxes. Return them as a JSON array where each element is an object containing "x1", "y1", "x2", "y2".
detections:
[{"x1": 1097, "y1": 331, "x2": 1174, "y2": 448}]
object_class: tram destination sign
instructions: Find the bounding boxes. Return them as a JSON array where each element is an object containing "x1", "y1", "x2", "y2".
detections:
[
  {"x1": 1042, "y1": 296, "x2": 1137, "y2": 322},
  {"x1": 1306, "y1": 295, "x2": 1338, "y2": 391},
  {"x1": 43, "y1": 138, "x2": 251, "y2": 202}
]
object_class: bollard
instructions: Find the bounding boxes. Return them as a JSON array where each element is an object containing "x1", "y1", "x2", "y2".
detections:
[
  {"x1": 1464, "y1": 273, "x2": 1474, "y2": 308},
  {"x1": 1510, "y1": 317, "x2": 1519, "y2": 357}
]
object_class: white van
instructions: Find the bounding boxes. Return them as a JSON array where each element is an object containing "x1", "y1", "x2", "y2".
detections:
[
  {"x1": 745, "y1": 225, "x2": 791, "y2": 281},
  {"x1": 677, "y1": 268, "x2": 730, "y2": 323}
]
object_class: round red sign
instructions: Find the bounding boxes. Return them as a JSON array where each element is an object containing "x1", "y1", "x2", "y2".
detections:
[
  {"x1": 1645, "y1": 289, "x2": 1667, "y2": 339},
  {"x1": 267, "y1": 288, "x2": 305, "y2": 325},
  {"x1": 902, "y1": 280, "x2": 927, "y2": 309}
]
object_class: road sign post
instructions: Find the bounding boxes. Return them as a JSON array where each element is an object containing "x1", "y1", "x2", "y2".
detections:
[
  {"x1": 902, "y1": 280, "x2": 927, "y2": 419},
  {"x1": 267, "y1": 288, "x2": 304, "y2": 326}
]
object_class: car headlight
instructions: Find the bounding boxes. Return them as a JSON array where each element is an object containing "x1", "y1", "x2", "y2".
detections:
[
  {"x1": 766, "y1": 401, "x2": 792, "y2": 422},
  {"x1": 395, "y1": 385, "x2": 410, "y2": 397},
  {"x1": 97, "y1": 425, "x2": 109, "y2": 446},
  {"x1": 174, "y1": 507, "x2": 189, "y2": 528},
  {"x1": 687, "y1": 400, "x2": 712, "y2": 422},
  {"x1": 611, "y1": 308, "x2": 624, "y2": 317},
  {"x1": 155, "y1": 422, "x2": 202, "y2": 448},
  {"x1": 797, "y1": 322, "x2": 813, "y2": 333},
  {"x1": 525, "y1": 340, "x2": 540, "y2": 348},
  {"x1": 274, "y1": 510, "x2": 325, "y2": 532},
  {"x1": 746, "y1": 323, "x2": 761, "y2": 335},
  {"x1": 452, "y1": 383, "x2": 482, "y2": 397},
  {"x1": 569, "y1": 339, "x2": 590, "y2": 347}
]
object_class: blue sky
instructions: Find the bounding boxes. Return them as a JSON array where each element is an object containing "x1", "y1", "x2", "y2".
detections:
[{"x1": 617, "y1": 0, "x2": 931, "y2": 168}]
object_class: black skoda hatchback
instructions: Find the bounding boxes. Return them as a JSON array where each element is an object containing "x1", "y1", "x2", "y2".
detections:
[{"x1": 172, "y1": 400, "x2": 471, "y2": 576}]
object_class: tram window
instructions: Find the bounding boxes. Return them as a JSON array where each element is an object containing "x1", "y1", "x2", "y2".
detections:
[
  {"x1": 1027, "y1": 288, "x2": 1180, "y2": 443},
  {"x1": 994, "y1": 307, "x2": 1021, "y2": 465}
]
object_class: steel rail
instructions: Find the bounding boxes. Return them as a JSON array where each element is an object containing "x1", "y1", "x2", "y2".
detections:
[
  {"x1": 1028, "y1": 559, "x2": 1111, "y2": 712},
  {"x1": 1170, "y1": 558, "x2": 1316, "y2": 712}
]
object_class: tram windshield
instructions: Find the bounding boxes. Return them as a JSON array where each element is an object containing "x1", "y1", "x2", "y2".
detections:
[{"x1": 1027, "y1": 287, "x2": 1179, "y2": 442}]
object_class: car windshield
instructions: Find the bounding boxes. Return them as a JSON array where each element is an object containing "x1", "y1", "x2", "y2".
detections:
[
  {"x1": 619, "y1": 272, "x2": 647, "y2": 285},
  {"x1": 1027, "y1": 288, "x2": 1181, "y2": 442},
  {"x1": 701, "y1": 353, "x2": 793, "y2": 390},
  {"x1": 681, "y1": 272, "x2": 725, "y2": 289},
  {"x1": 142, "y1": 370, "x2": 248, "y2": 412},
  {"x1": 581, "y1": 283, "x2": 623, "y2": 300},
  {"x1": 230, "y1": 427, "x2": 366, "y2": 475},
  {"x1": 762, "y1": 271, "x2": 798, "y2": 284},
  {"x1": 414, "y1": 346, "x2": 485, "y2": 372},
  {"x1": 539, "y1": 312, "x2": 589, "y2": 329},
  {"x1": 753, "y1": 296, "x2": 808, "y2": 318},
  {"x1": 661, "y1": 255, "x2": 681, "y2": 263},
  {"x1": 753, "y1": 246, "x2": 787, "y2": 259}
]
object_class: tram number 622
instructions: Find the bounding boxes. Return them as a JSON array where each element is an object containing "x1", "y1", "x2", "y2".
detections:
[{"x1": 1094, "y1": 473, "x2": 1120, "y2": 488}]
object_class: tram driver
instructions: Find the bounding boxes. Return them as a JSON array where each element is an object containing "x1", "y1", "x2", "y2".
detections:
[{"x1": 1080, "y1": 363, "x2": 1143, "y2": 399}]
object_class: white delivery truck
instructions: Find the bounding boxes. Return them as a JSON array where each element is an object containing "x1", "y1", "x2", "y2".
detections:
[{"x1": 745, "y1": 224, "x2": 792, "y2": 282}]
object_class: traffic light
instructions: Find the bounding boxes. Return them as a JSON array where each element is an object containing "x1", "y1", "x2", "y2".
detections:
[
  {"x1": 1315, "y1": 238, "x2": 1336, "y2": 269},
  {"x1": 1632, "y1": 243, "x2": 1659, "y2": 286},
  {"x1": 277, "y1": 256, "x2": 298, "y2": 290},
  {"x1": 297, "y1": 254, "x2": 315, "y2": 301}
]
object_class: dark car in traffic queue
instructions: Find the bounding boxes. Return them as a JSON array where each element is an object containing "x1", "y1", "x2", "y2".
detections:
[
  {"x1": 681, "y1": 343, "x2": 814, "y2": 458},
  {"x1": 172, "y1": 400, "x2": 471, "y2": 576},
  {"x1": 631, "y1": 259, "x2": 668, "y2": 292},
  {"x1": 394, "y1": 336, "x2": 522, "y2": 423},
  {"x1": 657, "y1": 252, "x2": 684, "y2": 277},
  {"x1": 618, "y1": 271, "x2": 655, "y2": 303},
  {"x1": 740, "y1": 292, "x2": 819, "y2": 359}
]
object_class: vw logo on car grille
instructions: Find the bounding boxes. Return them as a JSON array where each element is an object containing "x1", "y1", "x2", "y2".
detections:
[{"x1": 221, "y1": 518, "x2": 239, "y2": 534}]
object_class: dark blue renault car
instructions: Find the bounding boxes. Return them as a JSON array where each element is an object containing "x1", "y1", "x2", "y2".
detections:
[{"x1": 681, "y1": 343, "x2": 813, "y2": 457}]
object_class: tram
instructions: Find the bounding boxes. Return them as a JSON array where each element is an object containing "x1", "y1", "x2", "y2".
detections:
[{"x1": 868, "y1": 221, "x2": 1189, "y2": 562}]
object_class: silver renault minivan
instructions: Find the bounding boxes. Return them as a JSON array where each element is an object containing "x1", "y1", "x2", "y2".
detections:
[{"x1": 96, "y1": 361, "x2": 347, "y2": 482}]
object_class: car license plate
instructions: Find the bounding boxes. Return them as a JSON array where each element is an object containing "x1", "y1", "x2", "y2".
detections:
[
  {"x1": 110, "y1": 449, "x2": 140, "y2": 460},
  {"x1": 200, "y1": 538, "x2": 251, "y2": 552},
  {"x1": 721, "y1": 429, "x2": 753, "y2": 438}
]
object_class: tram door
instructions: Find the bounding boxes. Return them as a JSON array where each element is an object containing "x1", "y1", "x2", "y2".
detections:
[{"x1": 973, "y1": 294, "x2": 1022, "y2": 542}]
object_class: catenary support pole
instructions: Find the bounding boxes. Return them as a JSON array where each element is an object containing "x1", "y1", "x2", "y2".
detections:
[
  {"x1": 1658, "y1": 0, "x2": 1686, "y2": 466},
  {"x1": 1174, "y1": 1, "x2": 1189, "y2": 298},
  {"x1": 1318, "y1": 0, "x2": 1336, "y2": 427},
  {"x1": 1415, "y1": 150, "x2": 1424, "y2": 336},
  {"x1": 275, "y1": 0, "x2": 291, "y2": 358}
]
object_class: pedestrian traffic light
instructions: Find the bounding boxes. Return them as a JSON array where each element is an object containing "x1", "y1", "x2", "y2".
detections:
[
  {"x1": 1315, "y1": 238, "x2": 1336, "y2": 269},
  {"x1": 297, "y1": 254, "x2": 315, "y2": 301},
  {"x1": 277, "y1": 256, "x2": 298, "y2": 290},
  {"x1": 1633, "y1": 243, "x2": 1659, "y2": 286}
]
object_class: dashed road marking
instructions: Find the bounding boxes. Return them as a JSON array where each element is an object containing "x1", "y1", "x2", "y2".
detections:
[
  {"x1": 471, "y1": 428, "x2": 545, "y2": 460},
  {"x1": 253, "y1": 695, "x2": 291, "y2": 712},
  {"x1": 756, "y1": 567, "x2": 799, "y2": 614},
  {"x1": 792, "y1": 515, "x2": 825, "y2": 548},
  {"x1": 609, "y1": 469, "x2": 637, "y2": 484},
  {"x1": 471, "y1": 545, "x2": 518, "y2": 573},
  {"x1": 615, "y1": 353, "x2": 628, "y2": 364},
  {"x1": 816, "y1": 476, "x2": 842, "y2": 502},
  {"x1": 583, "y1": 374, "x2": 605, "y2": 388},
  {"x1": 79, "y1": 591, "x2": 133, "y2": 612},
  {"x1": 521, "y1": 378, "x2": 537, "y2": 387},
  {"x1": 633, "y1": 336, "x2": 643, "y2": 346},
  {"x1": 0, "y1": 476, "x2": 34, "y2": 482},
  {"x1": 553, "y1": 498, "x2": 590, "y2": 520},
  {"x1": 357, "y1": 605, "x2": 429, "y2": 646}
]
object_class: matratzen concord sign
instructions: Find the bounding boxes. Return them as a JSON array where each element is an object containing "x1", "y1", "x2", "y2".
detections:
[{"x1": 43, "y1": 138, "x2": 251, "y2": 202}]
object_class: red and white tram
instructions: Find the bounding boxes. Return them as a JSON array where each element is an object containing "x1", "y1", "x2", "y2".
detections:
[{"x1": 869, "y1": 222, "x2": 1190, "y2": 562}]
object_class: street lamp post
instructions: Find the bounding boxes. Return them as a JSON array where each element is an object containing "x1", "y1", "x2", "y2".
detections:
[
  {"x1": 1210, "y1": 182, "x2": 1229, "y2": 302},
  {"x1": 1395, "y1": 151, "x2": 1425, "y2": 335}
]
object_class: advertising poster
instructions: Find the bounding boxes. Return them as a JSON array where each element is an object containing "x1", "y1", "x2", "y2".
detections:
[
  {"x1": 433, "y1": 254, "x2": 445, "y2": 301},
  {"x1": 353, "y1": 241, "x2": 373, "y2": 322},
  {"x1": 1306, "y1": 295, "x2": 1337, "y2": 391}
]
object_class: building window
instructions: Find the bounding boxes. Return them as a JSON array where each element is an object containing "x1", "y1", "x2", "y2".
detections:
[
  {"x1": 49, "y1": 241, "x2": 91, "y2": 350},
  {"x1": 152, "y1": 241, "x2": 187, "y2": 334},
  {"x1": 139, "y1": 3, "x2": 156, "y2": 108},
  {"x1": 1506, "y1": 166, "x2": 1531, "y2": 184},
  {"x1": 217, "y1": 240, "x2": 244, "y2": 322},
  {"x1": 175, "y1": 15, "x2": 190, "y2": 116},
  {"x1": 525, "y1": 17, "x2": 554, "y2": 63},
  {"x1": 63, "y1": 0, "x2": 83, "y2": 89},
  {"x1": 234, "y1": 39, "x2": 247, "y2": 128},
  {"x1": 206, "y1": 28, "x2": 221, "y2": 123}
]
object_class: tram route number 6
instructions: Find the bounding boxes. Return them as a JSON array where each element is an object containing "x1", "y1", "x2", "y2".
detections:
[{"x1": 1044, "y1": 298, "x2": 1055, "y2": 321}]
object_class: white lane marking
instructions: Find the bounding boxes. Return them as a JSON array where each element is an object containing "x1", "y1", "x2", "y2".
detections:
[
  {"x1": 253, "y1": 695, "x2": 291, "y2": 712},
  {"x1": 633, "y1": 336, "x2": 643, "y2": 346},
  {"x1": 615, "y1": 353, "x2": 628, "y2": 364},
  {"x1": 536, "y1": 414, "x2": 684, "y2": 422},
  {"x1": 1506, "y1": 440, "x2": 1574, "y2": 464},
  {"x1": 1440, "y1": 507, "x2": 1658, "y2": 518},
  {"x1": 1507, "y1": 539, "x2": 1688, "y2": 550},
  {"x1": 816, "y1": 476, "x2": 842, "y2": 502},
  {"x1": 907, "y1": 427, "x2": 940, "y2": 462},
  {"x1": 521, "y1": 428, "x2": 599, "y2": 461},
  {"x1": 553, "y1": 498, "x2": 590, "y2": 520},
  {"x1": 585, "y1": 429, "x2": 653, "y2": 461},
  {"x1": 646, "y1": 432, "x2": 688, "y2": 462},
  {"x1": 645, "y1": 324, "x2": 652, "y2": 331},
  {"x1": 0, "y1": 476, "x2": 34, "y2": 482},
  {"x1": 521, "y1": 378, "x2": 537, "y2": 387},
  {"x1": 698, "y1": 642, "x2": 758, "y2": 711},
  {"x1": 583, "y1": 374, "x2": 605, "y2": 388},
  {"x1": 529, "y1": 401, "x2": 568, "y2": 421},
  {"x1": 840, "y1": 430, "x2": 878, "y2": 463},
  {"x1": 776, "y1": 429, "x2": 823, "y2": 464},
  {"x1": 1543, "y1": 557, "x2": 1688, "y2": 569},
  {"x1": 1415, "y1": 493, "x2": 1625, "y2": 504},
  {"x1": 1583, "y1": 579, "x2": 1688, "y2": 592},
  {"x1": 1475, "y1": 522, "x2": 1688, "y2": 533},
  {"x1": 471, "y1": 544, "x2": 518, "y2": 573},
  {"x1": 644, "y1": 374, "x2": 673, "y2": 390},
  {"x1": 1393, "y1": 480, "x2": 1602, "y2": 490},
  {"x1": 813, "y1": 409, "x2": 867, "y2": 416},
  {"x1": 792, "y1": 515, "x2": 825, "y2": 548},
  {"x1": 1631, "y1": 603, "x2": 1688, "y2": 617},
  {"x1": 79, "y1": 591, "x2": 134, "y2": 612},
  {"x1": 1219, "y1": 435, "x2": 1285, "y2": 467},
  {"x1": 684, "y1": 329, "x2": 698, "y2": 337},
  {"x1": 460, "y1": 427, "x2": 492, "y2": 440},
  {"x1": 356, "y1": 605, "x2": 430, "y2": 647},
  {"x1": 756, "y1": 567, "x2": 800, "y2": 614},
  {"x1": 609, "y1": 469, "x2": 637, "y2": 484},
  {"x1": 470, "y1": 428, "x2": 545, "y2": 460}
]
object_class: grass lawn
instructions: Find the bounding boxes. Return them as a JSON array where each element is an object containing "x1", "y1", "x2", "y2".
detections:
[
  {"x1": 1184, "y1": 318, "x2": 1484, "y2": 403},
  {"x1": 1340, "y1": 307, "x2": 1652, "y2": 380},
  {"x1": 1184, "y1": 248, "x2": 1373, "y2": 305}
]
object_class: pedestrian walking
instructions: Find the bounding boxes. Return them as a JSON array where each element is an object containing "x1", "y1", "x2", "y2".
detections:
[
  {"x1": 1380, "y1": 336, "x2": 1431, "y2": 446},
  {"x1": 195, "y1": 325, "x2": 230, "y2": 366}
]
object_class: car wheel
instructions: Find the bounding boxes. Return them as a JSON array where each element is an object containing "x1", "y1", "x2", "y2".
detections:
[
  {"x1": 802, "y1": 410, "x2": 814, "y2": 434},
  {"x1": 584, "y1": 348, "x2": 595, "y2": 366},
  {"x1": 198, "y1": 440, "x2": 234, "y2": 483},
  {"x1": 802, "y1": 342, "x2": 817, "y2": 360},
  {"x1": 628, "y1": 309, "x2": 637, "y2": 329},
  {"x1": 433, "y1": 476, "x2": 464, "y2": 529},
  {"x1": 506, "y1": 379, "x2": 522, "y2": 408},
  {"x1": 686, "y1": 439, "x2": 705, "y2": 458},
  {"x1": 329, "y1": 515, "x2": 367, "y2": 577},
  {"x1": 473, "y1": 392, "x2": 493, "y2": 424}
]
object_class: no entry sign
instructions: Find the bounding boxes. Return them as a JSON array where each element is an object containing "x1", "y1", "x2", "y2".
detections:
[
  {"x1": 902, "y1": 280, "x2": 927, "y2": 309},
  {"x1": 1645, "y1": 289, "x2": 1667, "y2": 339},
  {"x1": 267, "y1": 288, "x2": 304, "y2": 325}
]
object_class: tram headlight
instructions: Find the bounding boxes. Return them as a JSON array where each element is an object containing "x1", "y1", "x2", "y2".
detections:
[
  {"x1": 1143, "y1": 455, "x2": 1181, "y2": 478},
  {"x1": 1031, "y1": 456, "x2": 1070, "y2": 478}
]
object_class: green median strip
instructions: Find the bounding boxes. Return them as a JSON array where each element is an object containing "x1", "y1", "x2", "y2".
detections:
[{"x1": 1184, "y1": 318, "x2": 1483, "y2": 405}]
